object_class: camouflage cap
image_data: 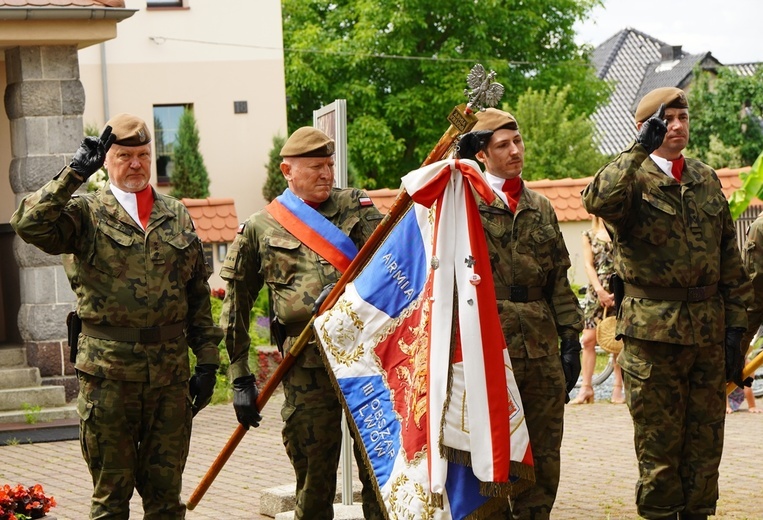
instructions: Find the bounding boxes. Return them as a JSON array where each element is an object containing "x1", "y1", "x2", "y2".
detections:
[
  {"x1": 280, "y1": 127, "x2": 335, "y2": 157},
  {"x1": 105, "y1": 113, "x2": 152, "y2": 146},
  {"x1": 635, "y1": 87, "x2": 689, "y2": 123},
  {"x1": 472, "y1": 107, "x2": 519, "y2": 133}
]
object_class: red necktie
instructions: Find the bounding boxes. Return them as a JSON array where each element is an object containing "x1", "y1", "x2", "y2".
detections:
[
  {"x1": 135, "y1": 186, "x2": 154, "y2": 229},
  {"x1": 671, "y1": 155, "x2": 685, "y2": 183},
  {"x1": 501, "y1": 177, "x2": 522, "y2": 213}
]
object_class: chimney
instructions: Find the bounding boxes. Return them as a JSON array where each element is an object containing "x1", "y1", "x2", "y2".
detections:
[{"x1": 660, "y1": 45, "x2": 682, "y2": 61}]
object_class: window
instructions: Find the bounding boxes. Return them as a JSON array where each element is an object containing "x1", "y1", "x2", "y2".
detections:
[
  {"x1": 147, "y1": 0, "x2": 184, "y2": 7},
  {"x1": 203, "y1": 243, "x2": 214, "y2": 269},
  {"x1": 153, "y1": 104, "x2": 189, "y2": 186}
]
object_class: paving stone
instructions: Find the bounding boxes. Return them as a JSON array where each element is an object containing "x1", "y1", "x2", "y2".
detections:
[{"x1": 1, "y1": 388, "x2": 761, "y2": 519}]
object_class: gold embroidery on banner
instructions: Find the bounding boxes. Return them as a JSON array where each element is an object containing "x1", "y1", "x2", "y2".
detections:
[
  {"x1": 460, "y1": 386, "x2": 469, "y2": 433},
  {"x1": 388, "y1": 474, "x2": 438, "y2": 520},
  {"x1": 319, "y1": 298, "x2": 364, "y2": 366},
  {"x1": 395, "y1": 300, "x2": 430, "y2": 431}
]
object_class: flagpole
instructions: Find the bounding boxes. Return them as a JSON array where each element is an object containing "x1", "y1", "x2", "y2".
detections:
[
  {"x1": 186, "y1": 64, "x2": 501, "y2": 510},
  {"x1": 726, "y1": 348, "x2": 763, "y2": 396}
]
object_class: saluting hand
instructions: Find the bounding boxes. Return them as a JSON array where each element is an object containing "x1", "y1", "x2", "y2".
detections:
[
  {"x1": 70, "y1": 125, "x2": 117, "y2": 179},
  {"x1": 636, "y1": 104, "x2": 667, "y2": 154},
  {"x1": 456, "y1": 130, "x2": 494, "y2": 161}
]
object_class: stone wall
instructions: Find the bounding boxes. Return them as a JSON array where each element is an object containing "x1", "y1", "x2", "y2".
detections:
[{"x1": 5, "y1": 45, "x2": 84, "y2": 400}]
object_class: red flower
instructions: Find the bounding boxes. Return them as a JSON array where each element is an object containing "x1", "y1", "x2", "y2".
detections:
[{"x1": 0, "y1": 484, "x2": 55, "y2": 520}]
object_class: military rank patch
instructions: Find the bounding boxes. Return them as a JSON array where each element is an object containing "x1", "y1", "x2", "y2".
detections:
[{"x1": 359, "y1": 196, "x2": 373, "y2": 207}]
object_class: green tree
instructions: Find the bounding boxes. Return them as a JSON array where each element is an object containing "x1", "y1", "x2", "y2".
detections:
[
  {"x1": 282, "y1": 0, "x2": 609, "y2": 189},
  {"x1": 510, "y1": 85, "x2": 605, "y2": 180},
  {"x1": 728, "y1": 151, "x2": 763, "y2": 220},
  {"x1": 262, "y1": 134, "x2": 287, "y2": 202},
  {"x1": 170, "y1": 108, "x2": 211, "y2": 199},
  {"x1": 688, "y1": 66, "x2": 763, "y2": 168}
]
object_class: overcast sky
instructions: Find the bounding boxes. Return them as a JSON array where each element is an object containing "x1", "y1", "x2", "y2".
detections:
[{"x1": 574, "y1": 0, "x2": 762, "y2": 65}]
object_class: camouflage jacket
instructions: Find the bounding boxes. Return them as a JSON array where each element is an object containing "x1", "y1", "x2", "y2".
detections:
[
  {"x1": 10, "y1": 167, "x2": 222, "y2": 385},
  {"x1": 476, "y1": 183, "x2": 583, "y2": 359},
  {"x1": 742, "y1": 213, "x2": 763, "y2": 347},
  {"x1": 581, "y1": 142, "x2": 752, "y2": 346},
  {"x1": 220, "y1": 188, "x2": 382, "y2": 380}
]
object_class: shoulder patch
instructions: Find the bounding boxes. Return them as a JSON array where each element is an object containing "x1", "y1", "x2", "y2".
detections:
[
  {"x1": 238, "y1": 222, "x2": 246, "y2": 234},
  {"x1": 359, "y1": 196, "x2": 373, "y2": 207}
]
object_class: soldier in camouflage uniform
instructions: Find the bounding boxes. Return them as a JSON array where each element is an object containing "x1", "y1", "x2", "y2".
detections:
[
  {"x1": 733, "y1": 213, "x2": 763, "y2": 412},
  {"x1": 582, "y1": 88, "x2": 753, "y2": 520},
  {"x1": 10, "y1": 114, "x2": 222, "y2": 520},
  {"x1": 458, "y1": 108, "x2": 584, "y2": 520},
  {"x1": 220, "y1": 127, "x2": 384, "y2": 520},
  {"x1": 742, "y1": 213, "x2": 763, "y2": 349}
]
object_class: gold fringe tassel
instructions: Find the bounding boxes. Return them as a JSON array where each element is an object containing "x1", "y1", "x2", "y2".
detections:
[{"x1": 464, "y1": 497, "x2": 508, "y2": 519}]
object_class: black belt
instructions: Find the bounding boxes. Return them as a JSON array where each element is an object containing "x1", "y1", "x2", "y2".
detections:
[
  {"x1": 284, "y1": 321, "x2": 312, "y2": 337},
  {"x1": 494, "y1": 285, "x2": 544, "y2": 302},
  {"x1": 623, "y1": 282, "x2": 718, "y2": 302},
  {"x1": 82, "y1": 322, "x2": 185, "y2": 343}
]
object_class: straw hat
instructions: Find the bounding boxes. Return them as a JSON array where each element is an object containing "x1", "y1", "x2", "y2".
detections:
[{"x1": 596, "y1": 307, "x2": 623, "y2": 355}]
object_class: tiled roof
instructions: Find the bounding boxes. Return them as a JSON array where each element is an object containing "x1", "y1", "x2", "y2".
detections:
[
  {"x1": 367, "y1": 167, "x2": 754, "y2": 223},
  {"x1": 525, "y1": 177, "x2": 591, "y2": 222},
  {"x1": 632, "y1": 52, "x2": 712, "y2": 113},
  {"x1": 591, "y1": 28, "x2": 720, "y2": 156},
  {"x1": 365, "y1": 188, "x2": 400, "y2": 215},
  {"x1": 716, "y1": 166, "x2": 754, "y2": 197},
  {"x1": 0, "y1": 0, "x2": 124, "y2": 5},
  {"x1": 726, "y1": 62, "x2": 761, "y2": 76},
  {"x1": 181, "y1": 197, "x2": 239, "y2": 243}
]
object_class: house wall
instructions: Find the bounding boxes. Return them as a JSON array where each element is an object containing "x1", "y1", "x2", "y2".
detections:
[
  {"x1": 77, "y1": 0, "x2": 287, "y2": 225},
  {"x1": 0, "y1": 0, "x2": 285, "y2": 346},
  {"x1": 560, "y1": 219, "x2": 593, "y2": 291}
]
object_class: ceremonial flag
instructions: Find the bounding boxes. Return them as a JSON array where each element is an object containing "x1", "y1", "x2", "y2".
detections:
[{"x1": 314, "y1": 159, "x2": 534, "y2": 519}]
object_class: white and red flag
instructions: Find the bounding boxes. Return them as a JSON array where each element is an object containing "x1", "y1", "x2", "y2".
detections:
[{"x1": 314, "y1": 158, "x2": 533, "y2": 519}]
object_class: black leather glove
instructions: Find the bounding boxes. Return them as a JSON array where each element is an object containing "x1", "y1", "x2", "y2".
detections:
[
  {"x1": 70, "y1": 125, "x2": 116, "y2": 179},
  {"x1": 456, "y1": 130, "x2": 494, "y2": 161},
  {"x1": 560, "y1": 336, "x2": 582, "y2": 398},
  {"x1": 725, "y1": 327, "x2": 753, "y2": 388},
  {"x1": 232, "y1": 374, "x2": 262, "y2": 429},
  {"x1": 635, "y1": 104, "x2": 667, "y2": 154},
  {"x1": 189, "y1": 364, "x2": 218, "y2": 417},
  {"x1": 314, "y1": 283, "x2": 336, "y2": 315}
]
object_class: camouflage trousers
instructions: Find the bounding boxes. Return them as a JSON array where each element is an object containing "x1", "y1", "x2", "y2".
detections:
[
  {"x1": 77, "y1": 372, "x2": 192, "y2": 519},
  {"x1": 281, "y1": 363, "x2": 384, "y2": 520},
  {"x1": 618, "y1": 337, "x2": 725, "y2": 519},
  {"x1": 486, "y1": 353, "x2": 567, "y2": 520}
]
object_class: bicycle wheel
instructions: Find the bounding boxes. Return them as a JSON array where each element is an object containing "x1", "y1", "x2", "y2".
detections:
[
  {"x1": 592, "y1": 348, "x2": 614, "y2": 386},
  {"x1": 575, "y1": 348, "x2": 614, "y2": 388}
]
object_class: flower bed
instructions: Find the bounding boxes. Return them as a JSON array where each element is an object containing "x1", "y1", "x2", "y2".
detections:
[{"x1": 0, "y1": 484, "x2": 56, "y2": 520}]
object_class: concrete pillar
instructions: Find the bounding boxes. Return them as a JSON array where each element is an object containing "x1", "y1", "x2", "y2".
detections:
[{"x1": 5, "y1": 45, "x2": 85, "y2": 401}]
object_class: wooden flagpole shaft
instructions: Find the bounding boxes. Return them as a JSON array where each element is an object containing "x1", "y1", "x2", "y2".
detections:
[
  {"x1": 186, "y1": 106, "x2": 479, "y2": 510},
  {"x1": 726, "y1": 348, "x2": 763, "y2": 396}
]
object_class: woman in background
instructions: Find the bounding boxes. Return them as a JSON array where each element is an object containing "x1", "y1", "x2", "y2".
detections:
[{"x1": 570, "y1": 215, "x2": 625, "y2": 404}]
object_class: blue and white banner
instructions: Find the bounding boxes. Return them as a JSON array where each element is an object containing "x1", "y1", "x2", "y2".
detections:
[{"x1": 314, "y1": 159, "x2": 534, "y2": 519}]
